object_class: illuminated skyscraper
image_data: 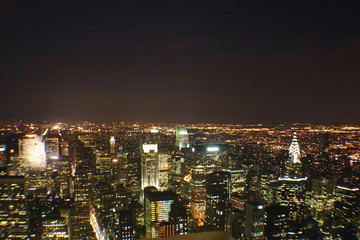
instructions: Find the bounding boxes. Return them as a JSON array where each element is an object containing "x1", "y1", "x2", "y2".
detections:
[
  {"x1": 44, "y1": 137, "x2": 60, "y2": 161},
  {"x1": 244, "y1": 202, "x2": 266, "y2": 240},
  {"x1": 276, "y1": 133, "x2": 307, "y2": 236},
  {"x1": 110, "y1": 136, "x2": 116, "y2": 154},
  {"x1": 158, "y1": 148, "x2": 170, "y2": 191},
  {"x1": 19, "y1": 134, "x2": 46, "y2": 170},
  {"x1": 144, "y1": 190, "x2": 177, "y2": 238},
  {"x1": 141, "y1": 144, "x2": 159, "y2": 190},
  {"x1": 0, "y1": 176, "x2": 28, "y2": 239},
  {"x1": 175, "y1": 126, "x2": 189, "y2": 149},
  {"x1": 289, "y1": 132, "x2": 301, "y2": 164},
  {"x1": 205, "y1": 171, "x2": 230, "y2": 231},
  {"x1": 190, "y1": 165, "x2": 206, "y2": 226},
  {"x1": 333, "y1": 184, "x2": 360, "y2": 238},
  {"x1": 141, "y1": 129, "x2": 160, "y2": 190}
]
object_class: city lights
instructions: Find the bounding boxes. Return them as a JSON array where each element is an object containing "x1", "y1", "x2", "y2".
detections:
[{"x1": 0, "y1": 121, "x2": 358, "y2": 239}]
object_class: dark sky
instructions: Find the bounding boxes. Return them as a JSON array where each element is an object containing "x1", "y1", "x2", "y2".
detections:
[{"x1": 1, "y1": 1, "x2": 359, "y2": 123}]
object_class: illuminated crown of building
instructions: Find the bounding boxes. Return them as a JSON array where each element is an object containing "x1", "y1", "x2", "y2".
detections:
[{"x1": 289, "y1": 132, "x2": 301, "y2": 164}]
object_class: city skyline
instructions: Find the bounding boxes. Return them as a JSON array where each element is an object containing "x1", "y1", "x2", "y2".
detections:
[
  {"x1": 0, "y1": 121, "x2": 358, "y2": 239},
  {"x1": 1, "y1": 1, "x2": 359, "y2": 123}
]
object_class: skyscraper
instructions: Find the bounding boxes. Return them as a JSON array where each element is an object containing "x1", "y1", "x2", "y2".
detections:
[
  {"x1": 19, "y1": 134, "x2": 46, "y2": 170},
  {"x1": 205, "y1": 171, "x2": 230, "y2": 231},
  {"x1": 289, "y1": 132, "x2": 301, "y2": 164},
  {"x1": 0, "y1": 176, "x2": 28, "y2": 239},
  {"x1": 144, "y1": 190, "x2": 177, "y2": 238},
  {"x1": 190, "y1": 165, "x2": 207, "y2": 226},
  {"x1": 141, "y1": 143, "x2": 159, "y2": 190},
  {"x1": 175, "y1": 126, "x2": 189, "y2": 150},
  {"x1": 244, "y1": 202, "x2": 266, "y2": 240},
  {"x1": 110, "y1": 136, "x2": 116, "y2": 154}
]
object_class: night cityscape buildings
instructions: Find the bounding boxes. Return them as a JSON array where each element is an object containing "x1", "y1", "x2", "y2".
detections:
[
  {"x1": 0, "y1": 1, "x2": 359, "y2": 240},
  {"x1": 0, "y1": 121, "x2": 358, "y2": 239}
]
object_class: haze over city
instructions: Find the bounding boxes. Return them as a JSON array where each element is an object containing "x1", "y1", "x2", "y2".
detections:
[{"x1": 1, "y1": 1, "x2": 359, "y2": 123}]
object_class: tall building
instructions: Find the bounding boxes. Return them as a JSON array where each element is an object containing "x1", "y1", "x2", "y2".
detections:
[
  {"x1": 110, "y1": 136, "x2": 116, "y2": 154},
  {"x1": 158, "y1": 148, "x2": 171, "y2": 191},
  {"x1": 225, "y1": 168, "x2": 246, "y2": 194},
  {"x1": 190, "y1": 165, "x2": 207, "y2": 226},
  {"x1": 19, "y1": 134, "x2": 46, "y2": 170},
  {"x1": 244, "y1": 202, "x2": 266, "y2": 240},
  {"x1": 0, "y1": 176, "x2": 28, "y2": 239},
  {"x1": 41, "y1": 209, "x2": 71, "y2": 239},
  {"x1": 265, "y1": 204, "x2": 290, "y2": 239},
  {"x1": 289, "y1": 132, "x2": 301, "y2": 164},
  {"x1": 71, "y1": 146, "x2": 96, "y2": 239},
  {"x1": 141, "y1": 143, "x2": 159, "y2": 190},
  {"x1": 169, "y1": 200, "x2": 189, "y2": 236},
  {"x1": 169, "y1": 154, "x2": 184, "y2": 194},
  {"x1": 205, "y1": 171, "x2": 230, "y2": 231},
  {"x1": 176, "y1": 126, "x2": 189, "y2": 150},
  {"x1": 274, "y1": 134, "x2": 307, "y2": 238},
  {"x1": 333, "y1": 184, "x2": 360, "y2": 238},
  {"x1": 44, "y1": 136, "x2": 60, "y2": 162},
  {"x1": 144, "y1": 190, "x2": 178, "y2": 238},
  {"x1": 309, "y1": 178, "x2": 336, "y2": 227}
]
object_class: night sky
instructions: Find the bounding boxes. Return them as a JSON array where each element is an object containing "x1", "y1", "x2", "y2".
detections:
[{"x1": 1, "y1": 1, "x2": 359, "y2": 123}]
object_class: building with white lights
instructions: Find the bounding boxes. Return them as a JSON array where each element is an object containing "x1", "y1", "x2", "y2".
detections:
[
  {"x1": 141, "y1": 143, "x2": 160, "y2": 190},
  {"x1": 19, "y1": 134, "x2": 46, "y2": 170},
  {"x1": 176, "y1": 126, "x2": 189, "y2": 149}
]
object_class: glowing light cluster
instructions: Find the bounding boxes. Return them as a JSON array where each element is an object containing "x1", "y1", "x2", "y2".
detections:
[
  {"x1": 289, "y1": 132, "x2": 301, "y2": 163},
  {"x1": 207, "y1": 146, "x2": 219, "y2": 152},
  {"x1": 19, "y1": 134, "x2": 46, "y2": 169}
]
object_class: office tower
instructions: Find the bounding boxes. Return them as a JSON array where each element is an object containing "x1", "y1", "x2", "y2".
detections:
[
  {"x1": 141, "y1": 143, "x2": 159, "y2": 190},
  {"x1": 114, "y1": 209, "x2": 135, "y2": 240},
  {"x1": 60, "y1": 140, "x2": 69, "y2": 156},
  {"x1": 176, "y1": 126, "x2": 189, "y2": 150},
  {"x1": 93, "y1": 183, "x2": 135, "y2": 240},
  {"x1": 277, "y1": 177, "x2": 306, "y2": 221},
  {"x1": 149, "y1": 129, "x2": 159, "y2": 144},
  {"x1": 227, "y1": 209, "x2": 242, "y2": 239},
  {"x1": 0, "y1": 175, "x2": 28, "y2": 239},
  {"x1": 41, "y1": 209, "x2": 71, "y2": 239},
  {"x1": 333, "y1": 184, "x2": 360, "y2": 239},
  {"x1": 71, "y1": 147, "x2": 95, "y2": 239},
  {"x1": 44, "y1": 136, "x2": 60, "y2": 162},
  {"x1": 144, "y1": 190, "x2": 178, "y2": 238},
  {"x1": 190, "y1": 165, "x2": 207, "y2": 226},
  {"x1": 244, "y1": 202, "x2": 266, "y2": 240},
  {"x1": 72, "y1": 166, "x2": 94, "y2": 238},
  {"x1": 309, "y1": 178, "x2": 336, "y2": 227},
  {"x1": 205, "y1": 171, "x2": 230, "y2": 231},
  {"x1": 48, "y1": 156, "x2": 72, "y2": 199},
  {"x1": 277, "y1": 133, "x2": 306, "y2": 220},
  {"x1": 225, "y1": 168, "x2": 246, "y2": 194},
  {"x1": 265, "y1": 204, "x2": 290, "y2": 239},
  {"x1": 158, "y1": 148, "x2": 170, "y2": 191},
  {"x1": 260, "y1": 171, "x2": 278, "y2": 204},
  {"x1": 246, "y1": 164, "x2": 261, "y2": 194},
  {"x1": 19, "y1": 134, "x2": 46, "y2": 170},
  {"x1": 169, "y1": 154, "x2": 184, "y2": 194},
  {"x1": 110, "y1": 136, "x2": 116, "y2": 154},
  {"x1": 169, "y1": 200, "x2": 189, "y2": 236},
  {"x1": 96, "y1": 153, "x2": 112, "y2": 176}
]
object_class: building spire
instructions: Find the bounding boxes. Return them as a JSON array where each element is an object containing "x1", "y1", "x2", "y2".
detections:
[{"x1": 289, "y1": 132, "x2": 301, "y2": 164}]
